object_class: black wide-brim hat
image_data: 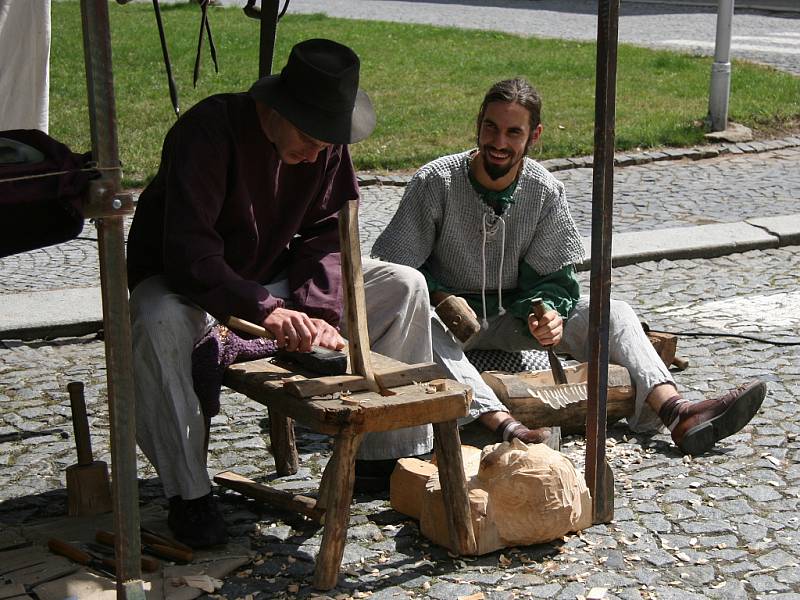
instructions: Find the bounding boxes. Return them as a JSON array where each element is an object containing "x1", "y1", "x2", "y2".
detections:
[{"x1": 249, "y1": 38, "x2": 376, "y2": 145}]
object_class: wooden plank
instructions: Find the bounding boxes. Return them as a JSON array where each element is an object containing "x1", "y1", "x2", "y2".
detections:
[
  {"x1": 0, "y1": 583, "x2": 29, "y2": 600},
  {"x1": 226, "y1": 372, "x2": 472, "y2": 435},
  {"x1": 338, "y1": 199, "x2": 377, "y2": 390},
  {"x1": 214, "y1": 471, "x2": 323, "y2": 521},
  {"x1": 313, "y1": 431, "x2": 360, "y2": 590},
  {"x1": 2, "y1": 557, "x2": 79, "y2": 587},
  {"x1": 284, "y1": 362, "x2": 447, "y2": 399}
]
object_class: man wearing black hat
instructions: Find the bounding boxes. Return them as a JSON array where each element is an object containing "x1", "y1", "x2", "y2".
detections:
[{"x1": 126, "y1": 39, "x2": 435, "y2": 547}]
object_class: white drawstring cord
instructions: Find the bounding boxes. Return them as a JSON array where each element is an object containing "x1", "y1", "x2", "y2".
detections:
[
  {"x1": 497, "y1": 216, "x2": 507, "y2": 316},
  {"x1": 481, "y1": 212, "x2": 489, "y2": 329}
]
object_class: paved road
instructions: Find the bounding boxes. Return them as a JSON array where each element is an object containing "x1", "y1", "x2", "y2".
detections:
[
  {"x1": 2, "y1": 141, "x2": 797, "y2": 293},
  {"x1": 287, "y1": 0, "x2": 800, "y2": 76},
  {"x1": 165, "y1": 0, "x2": 800, "y2": 75}
]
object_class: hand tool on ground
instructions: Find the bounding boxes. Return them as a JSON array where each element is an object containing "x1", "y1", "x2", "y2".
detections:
[
  {"x1": 65, "y1": 381, "x2": 112, "y2": 516},
  {"x1": 86, "y1": 540, "x2": 160, "y2": 572},
  {"x1": 47, "y1": 538, "x2": 116, "y2": 578},
  {"x1": 227, "y1": 316, "x2": 348, "y2": 376},
  {"x1": 96, "y1": 530, "x2": 192, "y2": 564},
  {"x1": 140, "y1": 527, "x2": 194, "y2": 555},
  {"x1": 530, "y1": 298, "x2": 565, "y2": 450}
]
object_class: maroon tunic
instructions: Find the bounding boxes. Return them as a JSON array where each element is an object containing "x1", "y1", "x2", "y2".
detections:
[{"x1": 127, "y1": 93, "x2": 359, "y2": 327}]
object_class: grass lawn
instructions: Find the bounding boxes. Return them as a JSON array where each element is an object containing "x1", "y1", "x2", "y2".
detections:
[{"x1": 50, "y1": 2, "x2": 800, "y2": 186}]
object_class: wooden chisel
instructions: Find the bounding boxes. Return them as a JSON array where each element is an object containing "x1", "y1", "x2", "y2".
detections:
[{"x1": 96, "y1": 530, "x2": 192, "y2": 564}]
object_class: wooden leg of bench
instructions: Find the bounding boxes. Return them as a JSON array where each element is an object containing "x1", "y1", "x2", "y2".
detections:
[
  {"x1": 313, "y1": 430, "x2": 359, "y2": 591},
  {"x1": 318, "y1": 433, "x2": 362, "y2": 512},
  {"x1": 268, "y1": 407, "x2": 298, "y2": 476},
  {"x1": 433, "y1": 420, "x2": 477, "y2": 556}
]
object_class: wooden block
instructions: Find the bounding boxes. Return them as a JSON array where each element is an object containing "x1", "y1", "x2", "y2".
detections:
[
  {"x1": 66, "y1": 461, "x2": 112, "y2": 517},
  {"x1": 389, "y1": 458, "x2": 438, "y2": 520},
  {"x1": 647, "y1": 331, "x2": 678, "y2": 368},
  {"x1": 482, "y1": 363, "x2": 634, "y2": 434},
  {"x1": 390, "y1": 446, "x2": 482, "y2": 524}
]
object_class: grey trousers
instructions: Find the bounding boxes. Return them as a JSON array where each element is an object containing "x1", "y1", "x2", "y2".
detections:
[
  {"x1": 431, "y1": 297, "x2": 673, "y2": 433},
  {"x1": 130, "y1": 258, "x2": 434, "y2": 500}
]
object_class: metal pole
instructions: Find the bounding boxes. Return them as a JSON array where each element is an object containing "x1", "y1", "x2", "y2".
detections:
[
  {"x1": 586, "y1": 0, "x2": 619, "y2": 525},
  {"x1": 709, "y1": 0, "x2": 734, "y2": 132},
  {"x1": 259, "y1": 0, "x2": 280, "y2": 77},
  {"x1": 79, "y1": 1, "x2": 144, "y2": 597}
]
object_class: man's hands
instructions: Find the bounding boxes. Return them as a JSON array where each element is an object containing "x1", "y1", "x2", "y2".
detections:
[
  {"x1": 262, "y1": 307, "x2": 345, "y2": 352},
  {"x1": 528, "y1": 308, "x2": 563, "y2": 347}
]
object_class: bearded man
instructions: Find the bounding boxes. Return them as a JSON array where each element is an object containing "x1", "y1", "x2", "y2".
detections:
[{"x1": 373, "y1": 77, "x2": 766, "y2": 456}]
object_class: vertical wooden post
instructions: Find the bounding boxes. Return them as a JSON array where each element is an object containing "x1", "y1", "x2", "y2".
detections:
[
  {"x1": 80, "y1": 1, "x2": 144, "y2": 596},
  {"x1": 338, "y1": 200, "x2": 377, "y2": 388},
  {"x1": 586, "y1": 0, "x2": 620, "y2": 525}
]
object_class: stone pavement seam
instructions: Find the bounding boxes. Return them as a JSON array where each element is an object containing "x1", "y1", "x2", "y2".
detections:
[{"x1": 356, "y1": 134, "x2": 800, "y2": 187}]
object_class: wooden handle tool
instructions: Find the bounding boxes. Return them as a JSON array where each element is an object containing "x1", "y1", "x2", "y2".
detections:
[
  {"x1": 48, "y1": 538, "x2": 115, "y2": 578},
  {"x1": 65, "y1": 381, "x2": 112, "y2": 516},
  {"x1": 226, "y1": 316, "x2": 348, "y2": 376},
  {"x1": 96, "y1": 530, "x2": 189, "y2": 565},
  {"x1": 530, "y1": 298, "x2": 564, "y2": 451},
  {"x1": 530, "y1": 299, "x2": 568, "y2": 385}
]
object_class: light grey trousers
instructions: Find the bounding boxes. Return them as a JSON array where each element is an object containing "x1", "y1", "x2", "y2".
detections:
[
  {"x1": 431, "y1": 297, "x2": 674, "y2": 433},
  {"x1": 130, "y1": 258, "x2": 435, "y2": 500}
]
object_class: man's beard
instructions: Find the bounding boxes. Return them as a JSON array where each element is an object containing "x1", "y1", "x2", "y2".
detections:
[{"x1": 481, "y1": 142, "x2": 530, "y2": 181}]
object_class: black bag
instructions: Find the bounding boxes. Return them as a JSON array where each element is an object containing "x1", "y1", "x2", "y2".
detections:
[{"x1": 0, "y1": 129, "x2": 94, "y2": 258}]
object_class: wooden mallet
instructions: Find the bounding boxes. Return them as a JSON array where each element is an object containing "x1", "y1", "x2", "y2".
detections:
[{"x1": 65, "y1": 381, "x2": 112, "y2": 516}]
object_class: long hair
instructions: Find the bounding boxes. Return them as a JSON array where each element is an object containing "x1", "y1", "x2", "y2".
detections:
[{"x1": 475, "y1": 78, "x2": 542, "y2": 144}]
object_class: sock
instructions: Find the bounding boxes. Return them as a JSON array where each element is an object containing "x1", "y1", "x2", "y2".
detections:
[
  {"x1": 657, "y1": 395, "x2": 691, "y2": 431},
  {"x1": 496, "y1": 418, "x2": 551, "y2": 444}
]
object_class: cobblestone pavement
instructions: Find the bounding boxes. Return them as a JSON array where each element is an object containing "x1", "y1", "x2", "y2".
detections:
[
  {"x1": 2, "y1": 245, "x2": 799, "y2": 598},
  {"x1": 1, "y1": 142, "x2": 798, "y2": 293}
]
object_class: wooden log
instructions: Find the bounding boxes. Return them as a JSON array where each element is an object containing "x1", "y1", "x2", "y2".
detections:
[
  {"x1": 481, "y1": 363, "x2": 634, "y2": 434},
  {"x1": 313, "y1": 431, "x2": 360, "y2": 590},
  {"x1": 213, "y1": 471, "x2": 323, "y2": 522},
  {"x1": 267, "y1": 408, "x2": 299, "y2": 476},
  {"x1": 432, "y1": 421, "x2": 477, "y2": 555}
]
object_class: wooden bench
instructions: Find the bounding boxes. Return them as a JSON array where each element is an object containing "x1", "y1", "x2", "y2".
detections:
[{"x1": 221, "y1": 350, "x2": 478, "y2": 590}]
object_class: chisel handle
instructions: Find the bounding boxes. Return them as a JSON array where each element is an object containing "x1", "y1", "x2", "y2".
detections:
[
  {"x1": 141, "y1": 527, "x2": 194, "y2": 554},
  {"x1": 67, "y1": 381, "x2": 93, "y2": 466},
  {"x1": 94, "y1": 531, "x2": 163, "y2": 571},
  {"x1": 48, "y1": 538, "x2": 115, "y2": 573},
  {"x1": 530, "y1": 298, "x2": 568, "y2": 385}
]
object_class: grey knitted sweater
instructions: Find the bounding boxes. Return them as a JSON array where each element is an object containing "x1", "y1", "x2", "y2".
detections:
[{"x1": 372, "y1": 151, "x2": 585, "y2": 296}]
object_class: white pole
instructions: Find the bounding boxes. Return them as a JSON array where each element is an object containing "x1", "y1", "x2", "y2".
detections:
[{"x1": 709, "y1": 0, "x2": 734, "y2": 132}]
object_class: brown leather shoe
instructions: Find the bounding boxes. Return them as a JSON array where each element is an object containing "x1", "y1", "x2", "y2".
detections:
[{"x1": 671, "y1": 380, "x2": 766, "y2": 455}]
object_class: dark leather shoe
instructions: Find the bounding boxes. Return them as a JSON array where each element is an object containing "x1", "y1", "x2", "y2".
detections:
[
  {"x1": 168, "y1": 492, "x2": 228, "y2": 548},
  {"x1": 671, "y1": 380, "x2": 766, "y2": 455}
]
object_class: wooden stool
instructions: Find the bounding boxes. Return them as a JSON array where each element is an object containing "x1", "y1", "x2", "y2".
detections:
[{"x1": 222, "y1": 351, "x2": 477, "y2": 590}]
